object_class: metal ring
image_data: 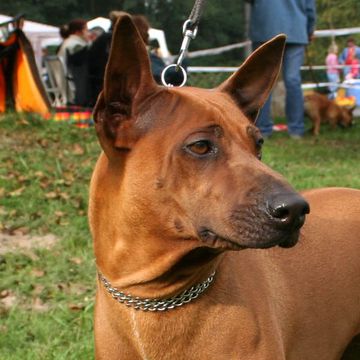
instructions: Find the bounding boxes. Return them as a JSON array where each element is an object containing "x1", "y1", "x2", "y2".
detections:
[
  {"x1": 182, "y1": 19, "x2": 193, "y2": 35},
  {"x1": 161, "y1": 64, "x2": 187, "y2": 88}
]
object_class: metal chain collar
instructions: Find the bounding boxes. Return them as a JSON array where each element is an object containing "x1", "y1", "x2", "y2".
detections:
[{"x1": 98, "y1": 271, "x2": 216, "y2": 312}]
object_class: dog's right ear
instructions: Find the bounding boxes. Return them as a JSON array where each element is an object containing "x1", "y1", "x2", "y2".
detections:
[{"x1": 93, "y1": 13, "x2": 160, "y2": 156}]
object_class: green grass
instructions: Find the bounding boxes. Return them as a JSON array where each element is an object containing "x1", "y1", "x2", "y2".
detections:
[
  {"x1": 264, "y1": 120, "x2": 360, "y2": 189},
  {"x1": 0, "y1": 112, "x2": 359, "y2": 359}
]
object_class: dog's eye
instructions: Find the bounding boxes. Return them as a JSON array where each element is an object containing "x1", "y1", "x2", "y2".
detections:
[{"x1": 186, "y1": 140, "x2": 215, "y2": 156}]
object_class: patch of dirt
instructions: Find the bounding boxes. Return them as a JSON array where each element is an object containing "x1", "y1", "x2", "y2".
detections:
[{"x1": 0, "y1": 233, "x2": 58, "y2": 254}]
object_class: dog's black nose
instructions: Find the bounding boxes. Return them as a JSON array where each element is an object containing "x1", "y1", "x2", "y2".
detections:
[{"x1": 268, "y1": 194, "x2": 310, "y2": 230}]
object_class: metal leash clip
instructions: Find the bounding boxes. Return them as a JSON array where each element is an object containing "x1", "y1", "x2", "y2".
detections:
[
  {"x1": 161, "y1": 19, "x2": 198, "y2": 88},
  {"x1": 177, "y1": 19, "x2": 198, "y2": 70}
]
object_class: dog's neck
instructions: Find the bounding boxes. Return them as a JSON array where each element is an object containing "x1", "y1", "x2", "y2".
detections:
[
  {"x1": 89, "y1": 153, "x2": 222, "y2": 299},
  {"x1": 95, "y1": 236, "x2": 222, "y2": 299},
  {"x1": 94, "y1": 227, "x2": 222, "y2": 297}
]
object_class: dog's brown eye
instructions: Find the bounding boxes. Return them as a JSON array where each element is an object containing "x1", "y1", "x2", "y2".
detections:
[{"x1": 187, "y1": 140, "x2": 214, "y2": 156}]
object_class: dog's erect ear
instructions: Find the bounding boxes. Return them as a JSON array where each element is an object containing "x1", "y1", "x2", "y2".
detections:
[
  {"x1": 94, "y1": 13, "x2": 160, "y2": 154},
  {"x1": 218, "y1": 35, "x2": 286, "y2": 122}
]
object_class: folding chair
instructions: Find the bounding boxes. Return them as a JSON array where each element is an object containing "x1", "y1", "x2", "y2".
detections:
[{"x1": 43, "y1": 55, "x2": 75, "y2": 106}]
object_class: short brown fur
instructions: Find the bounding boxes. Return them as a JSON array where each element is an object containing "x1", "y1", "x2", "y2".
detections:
[
  {"x1": 89, "y1": 14, "x2": 360, "y2": 360},
  {"x1": 304, "y1": 92, "x2": 354, "y2": 136}
]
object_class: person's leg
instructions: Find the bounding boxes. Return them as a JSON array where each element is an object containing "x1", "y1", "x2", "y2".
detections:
[
  {"x1": 252, "y1": 42, "x2": 273, "y2": 137},
  {"x1": 327, "y1": 72, "x2": 339, "y2": 99},
  {"x1": 255, "y1": 95, "x2": 273, "y2": 137},
  {"x1": 282, "y1": 44, "x2": 305, "y2": 137}
]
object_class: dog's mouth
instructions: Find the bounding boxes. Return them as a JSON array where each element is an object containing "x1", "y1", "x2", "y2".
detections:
[
  {"x1": 198, "y1": 229, "x2": 247, "y2": 250},
  {"x1": 198, "y1": 227, "x2": 300, "y2": 250}
]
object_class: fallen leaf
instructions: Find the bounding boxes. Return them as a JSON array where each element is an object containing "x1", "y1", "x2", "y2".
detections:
[
  {"x1": 5, "y1": 159, "x2": 15, "y2": 167},
  {"x1": 54, "y1": 179, "x2": 65, "y2": 186},
  {"x1": 45, "y1": 191, "x2": 58, "y2": 199},
  {"x1": 40, "y1": 179, "x2": 50, "y2": 189},
  {"x1": 0, "y1": 290, "x2": 10, "y2": 298},
  {"x1": 11, "y1": 227, "x2": 30, "y2": 236},
  {"x1": 34, "y1": 171, "x2": 45, "y2": 178},
  {"x1": 59, "y1": 220, "x2": 69, "y2": 226},
  {"x1": 32, "y1": 297, "x2": 50, "y2": 312},
  {"x1": 9, "y1": 210, "x2": 18, "y2": 217},
  {"x1": 17, "y1": 118, "x2": 30, "y2": 125},
  {"x1": 0, "y1": 325, "x2": 7, "y2": 333},
  {"x1": 73, "y1": 144, "x2": 85, "y2": 155},
  {"x1": 38, "y1": 139, "x2": 49, "y2": 148},
  {"x1": 17, "y1": 175, "x2": 29, "y2": 183},
  {"x1": 54, "y1": 211, "x2": 65, "y2": 217},
  {"x1": 68, "y1": 303, "x2": 85, "y2": 311},
  {"x1": 9, "y1": 186, "x2": 26, "y2": 197},
  {"x1": 32, "y1": 284, "x2": 45, "y2": 295},
  {"x1": 63, "y1": 172, "x2": 75, "y2": 183},
  {"x1": 69, "y1": 283, "x2": 89, "y2": 296},
  {"x1": 30, "y1": 212, "x2": 42, "y2": 220},
  {"x1": 59, "y1": 192, "x2": 70, "y2": 200},
  {"x1": 0, "y1": 293, "x2": 17, "y2": 309},
  {"x1": 70, "y1": 257, "x2": 82, "y2": 265},
  {"x1": 31, "y1": 269, "x2": 46, "y2": 277}
]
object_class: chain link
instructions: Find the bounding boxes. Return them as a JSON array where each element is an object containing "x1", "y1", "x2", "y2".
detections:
[{"x1": 98, "y1": 271, "x2": 215, "y2": 312}]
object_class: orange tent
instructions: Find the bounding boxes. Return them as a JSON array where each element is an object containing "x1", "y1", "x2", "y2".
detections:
[{"x1": 0, "y1": 15, "x2": 50, "y2": 115}]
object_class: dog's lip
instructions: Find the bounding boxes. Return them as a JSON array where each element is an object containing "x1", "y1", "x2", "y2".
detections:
[
  {"x1": 198, "y1": 228, "x2": 300, "y2": 250},
  {"x1": 198, "y1": 229, "x2": 246, "y2": 250}
]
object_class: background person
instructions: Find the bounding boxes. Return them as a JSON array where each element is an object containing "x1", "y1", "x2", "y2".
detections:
[
  {"x1": 339, "y1": 38, "x2": 360, "y2": 80},
  {"x1": 325, "y1": 43, "x2": 340, "y2": 99},
  {"x1": 131, "y1": 15, "x2": 166, "y2": 84},
  {"x1": 88, "y1": 12, "x2": 179, "y2": 107},
  {"x1": 56, "y1": 24, "x2": 70, "y2": 54},
  {"x1": 58, "y1": 18, "x2": 90, "y2": 106},
  {"x1": 247, "y1": 0, "x2": 316, "y2": 139},
  {"x1": 88, "y1": 11, "x2": 124, "y2": 107}
]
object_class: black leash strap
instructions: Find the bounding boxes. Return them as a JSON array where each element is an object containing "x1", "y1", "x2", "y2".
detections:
[
  {"x1": 161, "y1": 0, "x2": 207, "y2": 87},
  {"x1": 188, "y1": 0, "x2": 207, "y2": 30},
  {"x1": 177, "y1": 0, "x2": 207, "y2": 67}
]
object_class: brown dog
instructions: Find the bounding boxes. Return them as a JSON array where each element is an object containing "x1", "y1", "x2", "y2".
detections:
[
  {"x1": 304, "y1": 92, "x2": 355, "y2": 136},
  {"x1": 89, "y1": 14, "x2": 360, "y2": 360}
]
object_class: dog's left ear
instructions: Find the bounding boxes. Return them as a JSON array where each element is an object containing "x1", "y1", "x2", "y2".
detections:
[
  {"x1": 218, "y1": 35, "x2": 286, "y2": 122},
  {"x1": 94, "y1": 13, "x2": 160, "y2": 155}
]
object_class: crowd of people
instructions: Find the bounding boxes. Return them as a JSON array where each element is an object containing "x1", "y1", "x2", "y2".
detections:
[
  {"x1": 326, "y1": 38, "x2": 360, "y2": 99},
  {"x1": 56, "y1": 11, "x2": 174, "y2": 108},
  {"x1": 54, "y1": 3, "x2": 358, "y2": 140}
]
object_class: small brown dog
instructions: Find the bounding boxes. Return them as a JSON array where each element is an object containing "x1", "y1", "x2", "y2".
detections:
[{"x1": 304, "y1": 92, "x2": 355, "y2": 136}]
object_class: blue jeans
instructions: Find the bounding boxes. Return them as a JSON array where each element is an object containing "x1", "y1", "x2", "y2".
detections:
[
  {"x1": 252, "y1": 43, "x2": 305, "y2": 137},
  {"x1": 326, "y1": 72, "x2": 340, "y2": 99}
]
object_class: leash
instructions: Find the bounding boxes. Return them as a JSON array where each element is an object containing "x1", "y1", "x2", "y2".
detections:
[{"x1": 161, "y1": 0, "x2": 207, "y2": 87}]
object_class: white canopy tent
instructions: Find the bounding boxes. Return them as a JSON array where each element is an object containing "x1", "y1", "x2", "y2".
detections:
[{"x1": 0, "y1": 14, "x2": 61, "y2": 68}]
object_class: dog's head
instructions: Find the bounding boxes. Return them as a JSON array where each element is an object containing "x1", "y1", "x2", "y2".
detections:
[
  {"x1": 90, "y1": 14, "x2": 309, "y2": 276},
  {"x1": 339, "y1": 105, "x2": 355, "y2": 128}
]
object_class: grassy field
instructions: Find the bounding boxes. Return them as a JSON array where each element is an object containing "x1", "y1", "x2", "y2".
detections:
[{"x1": 0, "y1": 112, "x2": 359, "y2": 359}]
